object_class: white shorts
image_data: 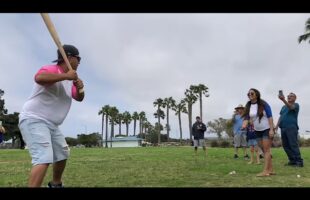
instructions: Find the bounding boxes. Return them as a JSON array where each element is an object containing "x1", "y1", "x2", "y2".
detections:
[{"x1": 19, "y1": 118, "x2": 70, "y2": 165}]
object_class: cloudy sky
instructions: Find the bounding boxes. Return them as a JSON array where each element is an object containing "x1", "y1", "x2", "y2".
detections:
[{"x1": 1, "y1": 13, "x2": 310, "y2": 139}]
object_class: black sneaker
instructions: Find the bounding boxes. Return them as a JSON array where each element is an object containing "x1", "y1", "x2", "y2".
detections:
[
  {"x1": 48, "y1": 182, "x2": 64, "y2": 188},
  {"x1": 259, "y1": 154, "x2": 264, "y2": 159},
  {"x1": 234, "y1": 154, "x2": 238, "y2": 159},
  {"x1": 244, "y1": 154, "x2": 250, "y2": 159},
  {"x1": 294, "y1": 163, "x2": 304, "y2": 168}
]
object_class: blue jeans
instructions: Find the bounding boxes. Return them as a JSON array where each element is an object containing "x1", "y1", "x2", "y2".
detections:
[{"x1": 281, "y1": 127, "x2": 303, "y2": 164}]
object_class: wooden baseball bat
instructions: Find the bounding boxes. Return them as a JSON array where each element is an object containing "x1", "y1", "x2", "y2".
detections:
[{"x1": 40, "y1": 13, "x2": 84, "y2": 94}]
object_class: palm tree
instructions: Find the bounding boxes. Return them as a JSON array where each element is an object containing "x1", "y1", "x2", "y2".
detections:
[
  {"x1": 142, "y1": 121, "x2": 152, "y2": 141},
  {"x1": 142, "y1": 116, "x2": 148, "y2": 134},
  {"x1": 184, "y1": 89, "x2": 198, "y2": 141},
  {"x1": 163, "y1": 97, "x2": 176, "y2": 142},
  {"x1": 298, "y1": 18, "x2": 310, "y2": 43},
  {"x1": 116, "y1": 113, "x2": 123, "y2": 135},
  {"x1": 109, "y1": 106, "x2": 119, "y2": 139},
  {"x1": 172, "y1": 100, "x2": 188, "y2": 143},
  {"x1": 102, "y1": 105, "x2": 110, "y2": 148},
  {"x1": 139, "y1": 111, "x2": 146, "y2": 134},
  {"x1": 132, "y1": 112, "x2": 139, "y2": 136},
  {"x1": 122, "y1": 111, "x2": 132, "y2": 136},
  {"x1": 154, "y1": 109, "x2": 165, "y2": 143},
  {"x1": 98, "y1": 107, "x2": 105, "y2": 147},
  {"x1": 153, "y1": 98, "x2": 164, "y2": 144},
  {"x1": 190, "y1": 84, "x2": 209, "y2": 121}
]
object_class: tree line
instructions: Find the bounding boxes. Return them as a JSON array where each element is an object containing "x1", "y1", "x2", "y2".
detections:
[
  {"x1": 0, "y1": 89, "x2": 25, "y2": 149},
  {"x1": 95, "y1": 84, "x2": 211, "y2": 146}
]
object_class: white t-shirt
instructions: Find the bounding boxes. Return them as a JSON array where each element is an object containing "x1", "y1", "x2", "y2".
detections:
[
  {"x1": 249, "y1": 102, "x2": 272, "y2": 131},
  {"x1": 20, "y1": 65, "x2": 77, "y2": 127}
]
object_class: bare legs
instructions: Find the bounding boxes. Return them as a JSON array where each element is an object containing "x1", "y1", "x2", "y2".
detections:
[
  {"x1": 248, "y1": 146, "x2": 260, "y2": 164},
  {"x1": 28, "y1": 164, "x2": 49, "y2": 187},
  {"x1": 28, "y1": 159, "x2": 67, "y2": 187},
  {"x1": 52, "y1": 160, "x2": 67, "y2": 184},
  {"x1": 257, "y1": 139, "x2": 273, "y2": 176}
]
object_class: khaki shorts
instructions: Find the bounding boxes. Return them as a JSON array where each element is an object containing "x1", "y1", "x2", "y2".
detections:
[
  {"x1": 193, "y1": 139, "x2": 206, "y2": 147},
  {"x1": 234, "y1": 132, "x2": 247, "y2": 148}
]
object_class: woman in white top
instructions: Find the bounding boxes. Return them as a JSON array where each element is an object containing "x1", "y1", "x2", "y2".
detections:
[{"x1": 242, "y1": 88, "x2": 275, "y2": 177}]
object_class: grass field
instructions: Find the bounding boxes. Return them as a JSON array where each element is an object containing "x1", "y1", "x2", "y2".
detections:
[{"x1": 0, "y1": 147, "x2": 309, "y2": 187}]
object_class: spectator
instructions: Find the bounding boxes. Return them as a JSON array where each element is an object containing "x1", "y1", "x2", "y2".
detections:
[
  {"x1": 192, "y1": 116, "x2": 207, "y2": 156},
  {"x1": 244, "y1": 119, "x2": 260, "y2": 164},
  {"x1": 232, "y1": 104, "x2": 249, "y2": 159},
  {"x1": 242, "y1": 88, "x2": 275, "y2": 177},
  {"x1": 275, "y1": 92, "x2": 303, "y2": 167}
]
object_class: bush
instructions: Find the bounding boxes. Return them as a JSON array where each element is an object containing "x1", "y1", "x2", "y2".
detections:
[
  {"x1": 220, "y1": 140, "x2": 231, "y2": 148},
  {"x1": 210, "y1": 140, "x2": 219, "y2": 147},
  {"x1": 305, "y1": 139, "x2": 310, "y2": 147},
  {"x1": 299, "y1": 138, "x2": 310, "y2": 147}
]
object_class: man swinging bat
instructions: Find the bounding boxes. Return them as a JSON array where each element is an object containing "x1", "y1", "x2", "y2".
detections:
[{"x1": 18, "y1": 14, "x2": 85, "y2": 188}]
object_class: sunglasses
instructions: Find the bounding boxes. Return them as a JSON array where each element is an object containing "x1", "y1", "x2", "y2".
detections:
[
  {"x1": 247, "y1": 92, "x2": 255, "y2": 97},
  {"x1": 71, "y1": 55, "x2": 81, "y2": 62}
]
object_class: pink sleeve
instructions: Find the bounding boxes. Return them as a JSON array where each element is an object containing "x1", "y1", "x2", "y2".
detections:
[
  {"x1": 35, "y1": 65, "x2": 60, "y2": 79},
  {"x1": 72, "y1": 84, "x2": 78, "y2": 99}
]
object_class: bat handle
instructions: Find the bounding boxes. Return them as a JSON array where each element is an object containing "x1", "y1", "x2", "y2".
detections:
[
  {"x1": 73, "y1": 80, "x2": 84, "y2": 94},
  {"x1": 79, "y1": 88, "x2": 84, "y2": 94}
]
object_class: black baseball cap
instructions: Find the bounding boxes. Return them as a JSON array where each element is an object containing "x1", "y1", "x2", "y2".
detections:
[{"x1": 52, "y1": 44, "x2": 79, "y2": 63}]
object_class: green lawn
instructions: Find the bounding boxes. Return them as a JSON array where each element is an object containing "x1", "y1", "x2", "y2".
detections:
[{"x1": 0, "y1": 147, "x2": 309, "y2": 187}]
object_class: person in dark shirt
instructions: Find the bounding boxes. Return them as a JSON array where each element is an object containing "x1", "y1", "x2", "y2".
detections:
[{"x1": 192, "y1": 116, "x2": 207, "y2": 156}]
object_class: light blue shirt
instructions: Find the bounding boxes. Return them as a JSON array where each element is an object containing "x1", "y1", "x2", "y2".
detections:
[{"x1": 233, "y1": 114, "x2": 243, "y2": 134}]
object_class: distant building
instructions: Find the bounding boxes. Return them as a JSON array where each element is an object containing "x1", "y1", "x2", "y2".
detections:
[
  {"x1": 299, "y1": 133, "x2": 310, "y2": 139},
  {"x1": 103, "y1": 136, "x2": 143, "y2": 148}
]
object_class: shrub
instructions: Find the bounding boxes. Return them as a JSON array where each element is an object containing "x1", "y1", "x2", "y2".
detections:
[
  {"x1": 210, "y1": 140, "x2": 219, "y2": 147},
  {"x1": 299, "y1": 138, "x2": 306, "y2": 147},
  {"x1": 299, "y1": 138, "x2": 310, "y2": 147},
  {"x1": 220, "y1": 140, "x2": 231, "y2": 148},
  {"x1": 305, "y1": 138, "x2": 310, "y2": 146}
]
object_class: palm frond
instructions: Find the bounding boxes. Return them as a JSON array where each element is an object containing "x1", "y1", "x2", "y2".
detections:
[
  {"x1": 298, "y1": 33, "x2": 310, "y2": 43},
  {"x1": 306, "y1": 18, "x2": 310, "y2": 25},
  {"x1": 306, "y1": 23, "x2": 310, "y2": 31}
]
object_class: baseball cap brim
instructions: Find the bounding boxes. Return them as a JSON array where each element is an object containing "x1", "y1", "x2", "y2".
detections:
[{"x1": 52, "y1": 58, "x2": 63, "y2": 63}]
